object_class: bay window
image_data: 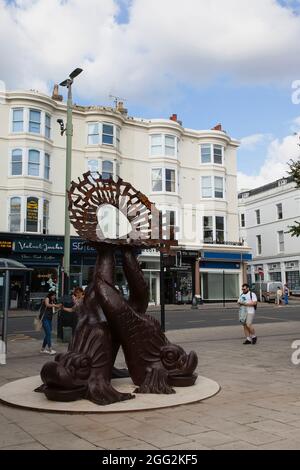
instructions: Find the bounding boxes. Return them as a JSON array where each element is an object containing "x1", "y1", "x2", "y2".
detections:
[
  {"x1": 201, "y1": 176, "x2": 224, "y2": 199},
  {"x1": 8, "y1": 196, "x2": 50, "y2": 233},
  {"x1": 200, "y1": 143, "x2": 224, "y2": 164},
  {"x1": 150, "y1": 134, "x2": 177, "y2": 157},
  {"x1": 203, "y1": 215, "x2": 225, "y2": 243},
  {"x1": 11, "y1": 108, "x2": 52, "y2": 137},
  {"x1": 152, "y1": 168, "x2": 176, "y2": 192},
  {"x1": 87, "y1": 122, "x2": 119, "y2": 147},
  {"x1": 87, "y1": 159, "x2": 114, "y2": 179}
]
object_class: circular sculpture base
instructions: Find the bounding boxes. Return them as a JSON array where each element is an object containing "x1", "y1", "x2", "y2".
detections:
[{"x1": 0, "y1": 376, "x2": 220, "y2": 413}]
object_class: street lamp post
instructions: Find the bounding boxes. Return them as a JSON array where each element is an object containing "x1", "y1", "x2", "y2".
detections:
[{"x1": 59, "y1": 68, "x2": 83, "y2": 295}]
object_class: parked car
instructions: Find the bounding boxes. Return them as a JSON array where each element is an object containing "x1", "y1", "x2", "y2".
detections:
[
  {"x1": 291, "y1": 285, "x2": 300, "y2": 296},
  {"x1": 251, "y1": 281, "x2": 283, "y2": 302}
]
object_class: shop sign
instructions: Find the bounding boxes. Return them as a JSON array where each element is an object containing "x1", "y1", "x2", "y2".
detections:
[
  {"x1": 14, "y1": 239, "x2": 64, "y2": 254},
  {"x1": 0, "y1": 240, "x2": 13, "y2": 250},
  {"x1": 71, "y1": 240, "x2": 96, "y2": 253},
  {"x1": 141, "y1": 248, "x2": 159, "y2": 256},
  {"x1": 181, "y1": 250, "x2": 199, "y2": 257}
]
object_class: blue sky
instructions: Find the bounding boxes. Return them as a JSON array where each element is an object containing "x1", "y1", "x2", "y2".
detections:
[{"x1": 1, "y1": 0, "x2": 300, "y2": 189}]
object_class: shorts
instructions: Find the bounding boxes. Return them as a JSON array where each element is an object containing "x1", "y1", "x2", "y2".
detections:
[{"x1": 246, "y1": 313, "x2": 255, "y2": 325}]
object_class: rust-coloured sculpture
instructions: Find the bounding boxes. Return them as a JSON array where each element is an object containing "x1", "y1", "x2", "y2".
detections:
[{"x1": 36, "y1": 173, "x2": 198, "y2": 404}]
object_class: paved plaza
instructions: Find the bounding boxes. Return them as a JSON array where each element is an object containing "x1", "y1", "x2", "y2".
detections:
[{"x1": 1, "y1": 319, "x2": 300, "y2": 450}]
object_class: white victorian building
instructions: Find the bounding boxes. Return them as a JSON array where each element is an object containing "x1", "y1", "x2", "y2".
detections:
[
  {"x1": 0, "y1": 88, "x2": 250, "y2": 305},
  {"x1": 238, "y1": 177, "x2": 300, "y2": 293}
]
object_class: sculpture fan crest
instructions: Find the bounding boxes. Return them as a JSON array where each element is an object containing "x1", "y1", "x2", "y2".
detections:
[{"x1": 68, "y1": 171, "x2": 178, "y2": 251}]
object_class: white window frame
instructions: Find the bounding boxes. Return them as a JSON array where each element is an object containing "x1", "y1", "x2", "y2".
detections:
[
  {"x1": 151, "y1": 167, "x2": 177, "y2": 193},
  {"x1": 149, "y1": 134, "x2": 178, "y2": 158},
  {"x1": 28, "y1": 149, "x2": 40, "y2": 177},
  {"x1": 86, "y1": 159, "x2": 115, "y2": 179},
  {"x1": 203, "y1": 215, "x2": 214, "y2": 243},
  {"x1": 43, "y1": 199, "x2": 50, "y2": 234},
  {"x1": 276, "y1": 203, "x2": 283, "y2": 220},
  {"x1": 278, "y1": 231, "x2": 284, "y2": 253},
  {"x1": 202, "y1": 214, "x2": 226, "y2": 244},
  {"x1": 45, "y1": 113, "x2": 51, "y2": 139},
  {"x1": 11, "y1": 149, "x2": 23, "y2": 176},
  {"x1": 214, "y1": 176, "x2": 224, "y2": 198},
  {"x1": 87, "y1": 122, "x2": 120, "y2": 147},
  {"x1": 9, "y1": 196, "x2": 22, "y2": 232},
  {"x1": 44, "y1": 153, "x2": 50, "y2": 180},
  {"x1": 200, "y1": 143, "x2": 224, "y2": 165},
  {"x1": 156, "y1": 205, "x2": 179, "y2": 240},
  {"x1": 28, "y1": 109, "x2": 41, "y2": 134},
  {"x1": 11, "y1": 108, "x2": 24, "y2": 133},
  {"x1": 215, "y1": 215, "x2": 225, "y2": 243},
  {"x1": 200, "y1": 176, "x2": 225, "y2": 199}
]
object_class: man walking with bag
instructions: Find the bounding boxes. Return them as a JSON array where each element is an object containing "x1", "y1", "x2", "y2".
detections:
[{"x1": 237, "y1": 283, "x2": 258, "y2": 345}]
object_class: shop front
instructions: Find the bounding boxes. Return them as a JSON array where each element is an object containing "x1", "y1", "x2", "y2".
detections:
[{"x1": 200, "y1": 251, "x2": 252, "y2": 302}]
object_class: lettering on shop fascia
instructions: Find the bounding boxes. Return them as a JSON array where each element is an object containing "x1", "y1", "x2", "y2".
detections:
[
  {"x1": 72, "y1": 241, "x2": 96, "y2": 252},
  {"x1": 20, "y1": 254, "x2": 56, "y2": 261},
  {"x1": 15, "y1": 241, "x2": 64, "y2": 253},
  {"x1": 141, "y1": 248, "x2": 159, "y2": 255}
]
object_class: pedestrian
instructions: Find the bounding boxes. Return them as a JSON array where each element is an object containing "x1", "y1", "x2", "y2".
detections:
[
  {"x1": 276, "y1": 286, "x2": 283, "y2": 306},
  {"x1": 62, "y1": 286, "x2": 85, "y2": 333},
  {"x1": 283, "y1": 284, "x2": 290, "y2": 305},
  {"x1": 39, "y1": 292, "x2": 61, "y2": 355},
  {"x1": 237, "y1": 283, "x2": 258, "y2": 345}
]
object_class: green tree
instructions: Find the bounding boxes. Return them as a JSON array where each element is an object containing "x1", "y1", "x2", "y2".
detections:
[{"x1": 287, "y1": 159, "x2": 300, "y2": 237}]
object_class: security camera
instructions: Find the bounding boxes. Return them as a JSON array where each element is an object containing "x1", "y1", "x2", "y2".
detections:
[{"x1": 57, "y1": 118, "x2": 65, "y2": 136}]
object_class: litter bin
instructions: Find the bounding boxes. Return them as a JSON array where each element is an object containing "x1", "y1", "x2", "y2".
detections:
[{"x1": 191, "y1": 295, "x2": 203, "y2": 309}]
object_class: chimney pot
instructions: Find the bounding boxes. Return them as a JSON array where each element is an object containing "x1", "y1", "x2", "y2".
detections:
[{"x1": 211, "y1": 123, "x2": 222, "y2": 131}]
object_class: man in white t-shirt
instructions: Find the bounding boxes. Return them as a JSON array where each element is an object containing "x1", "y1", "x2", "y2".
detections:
[{"x1": 237, "y1": 283, "x2": 258, "y2": 345}]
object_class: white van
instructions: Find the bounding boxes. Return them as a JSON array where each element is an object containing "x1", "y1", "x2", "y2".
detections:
[{"x1": 251, "y1": 281, "x2": 283, "y2": 302}]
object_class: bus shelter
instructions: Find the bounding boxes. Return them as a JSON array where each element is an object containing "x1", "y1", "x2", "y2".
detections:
[{"x1": 0, "y1": 259, "x2": 32, "y2": 363}]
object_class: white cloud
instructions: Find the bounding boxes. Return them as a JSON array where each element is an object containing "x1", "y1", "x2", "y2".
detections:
[
  {"x1": 1, "y1": 0, "x2": 300, "y2": 105},
  {"x1": 240, "y1": 133, "x2": 273, "y2": 150},
  {"x1": 237, "y1": 132, "x2": 298, "y2": 190}
]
